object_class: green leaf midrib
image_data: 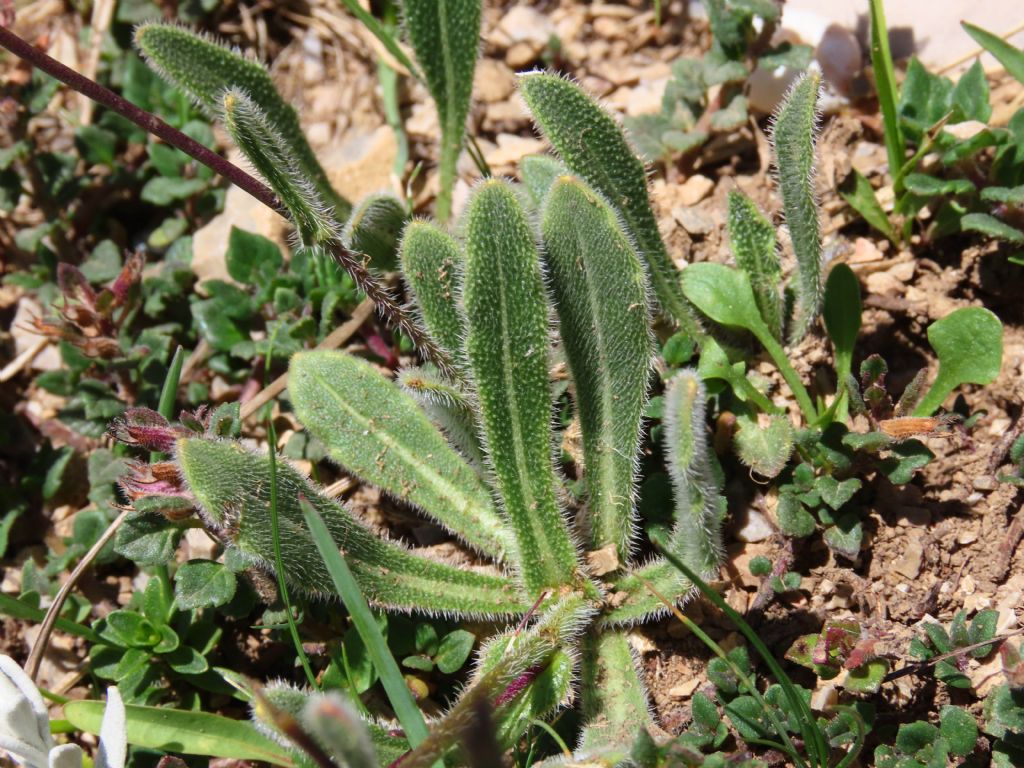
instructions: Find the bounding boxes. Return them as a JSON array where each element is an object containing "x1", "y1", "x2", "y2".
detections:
[
  {"x1": 307, "y1": 365, "x2": 507, "y2": 554},
  {"x1": 569, "y1": 214, "x2": 626, "y2": 548},
  {"x1": 493, "y1": 242, "x2": 562, "y2": 584}
]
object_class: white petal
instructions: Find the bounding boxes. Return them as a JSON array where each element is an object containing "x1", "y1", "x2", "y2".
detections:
[
  {"x1": 47, "y1": 744, "x2": 83, "y2": 768},
  {"x1": 95, "y1": 687, "x2": 126, "y2": 768},
  {"x1": 0, "y1": 732, "x2": 50, "y2": 768},
  {"x1": 0, "y1": 655, "x2": 54, "y2": 755}
]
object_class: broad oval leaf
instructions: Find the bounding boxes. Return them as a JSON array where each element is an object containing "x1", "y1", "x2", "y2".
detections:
[{"x1": 914, "y1": 307, "x2": 1003, "y2": 416}]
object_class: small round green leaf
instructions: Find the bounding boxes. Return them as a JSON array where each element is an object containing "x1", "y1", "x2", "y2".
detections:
[
  {"x1": 174, "y1": 559, "x2": 237, "y2": 610},
  {"x1": 940, "y1": 705, "x2": 979, "y2": 756},
  {"x1": 435, "y1": 629, "x2": 475, "y2": 674}
]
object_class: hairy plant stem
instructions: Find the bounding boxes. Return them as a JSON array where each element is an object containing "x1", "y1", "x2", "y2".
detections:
[{"x1": 0, "y1": 25, "x2": 457, "y2": 378}]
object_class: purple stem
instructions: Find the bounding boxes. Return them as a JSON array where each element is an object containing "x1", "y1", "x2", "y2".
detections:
[{"x1": 0, "y1": 26, "x2": 279, "y2": 211}]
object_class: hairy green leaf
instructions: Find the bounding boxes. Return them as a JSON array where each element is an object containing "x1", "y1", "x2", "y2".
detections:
[
  {"x1": 734, "y1": 414, "x2": 794, "y2": 479},
  {"x1": 579, "y1": 631, "x2": 650, "y2": 752},
  {"x1": 771, "y1": 71, "x2": 822, "y2": 342},
  {"x1": 403, "y1": 0, "x2": 482, "y2": 221},
  {"x1": 289, "y1": 350, "x2": 512, "y2": 560},
  {"x1": 221, "y1": 89, "x2": 337, "y2": 248},
  {"x1": 176, "y1": 437, "x2": 526, "y2": 616},
  {"x1": 520, "y1": 154, "x2": 567, "y2": 205},
  {"x1": 662, "y1": 370, "x2": 725, "y2": 581},
  {"x1": 518, "y1": 72, "x2": 698, "y2": 335},
  {"x1": 541, "y1": 175, "x2": 653, "y2": 559},
  {"x1": 134, "y1": 23, "x2": 349, "y2": 218},
  {"x1": 341, "y1": 193, "x2": 408, "y2": 272},
  {"x1": 399, "y1": 220, "x2": 466, "y2": 365},
  {"x1": 727, "y1": 191, "x2": 783, "y2": 340},
  {"x1": 463, "y1": 180, "x2": 581, "y2": 595}
]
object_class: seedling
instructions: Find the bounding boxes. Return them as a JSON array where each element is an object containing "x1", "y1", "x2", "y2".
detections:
[
  {"x1": 626, "y1": 0, "x2": 812, "y2": 165},
  {"x1": 908, "y1": 609, "x2": 1000, "y2": 689},
  {"x1": 845, "y1": 4, "x2": 1024, "y2": 247},
  {"x1": 786, "y1": 620, "x2": 890, "y2": 694}
]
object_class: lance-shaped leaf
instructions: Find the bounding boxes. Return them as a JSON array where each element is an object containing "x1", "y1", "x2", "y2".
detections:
[
  {"x1": 541, "y1": 176, "x2": 653, "y2": 560},
  {"x1": 823, "y1": 263, "x2": 862, "y2": 422},
  {"x1": 520, "y1": 154, "x2": 567, "y2": 206},
  {"x1": 176, "y1": 437, "x2": 526, "y2": 617},
  {"x1": 341, "y1": 193, "x2": 408, "y2": 272},
  {"x1": 399, "y1": 595, "x2": 594, "y2": 768},
  {"x1": 771, "y1": 71, "x2": 822, "y2": 343},
  {"x1": 913, "y1": 307, "x2": 1003, "y2": 416},
  {"x1": 579, "y1": 631, "x2": 651, "y2": 752},
  {"x1": 727, "y1": 191, "x2": 783, "y2": 341},
  {"x1": 289, "y1": 350, "x2": 513, "y2": 561},
  {"x1": 221, "y1": 89, "x2": 336, "y2": 248},
  {"x1": 403, "y1": 0, "x2": 481, "y2": 222},
  {"x1": 399, "y1": 220, "x2": 467, "y2": 365},
  {"x1": 518, "y1": 72, "x2": 698, "y2": 335},
  {"x1": 662, "y1": 370, "x2": 725, "y2": 580},
  {"x1": 134, "y1": 23, "x2": 349, "y2": 219},
  {"x1": 397, "y1": 365, "x2": 485, "y2": 470},
  {"x1": 463, "y1": 179, "x2": 580, "y2": 596}
]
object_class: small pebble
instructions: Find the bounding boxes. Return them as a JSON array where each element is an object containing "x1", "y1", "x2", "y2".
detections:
[
  {"x1": 735, "y1": 509, "x2": 774, "y2": 543},
  {"x1": 972, "y1": 475, "x2": 996, "y2": 491}
]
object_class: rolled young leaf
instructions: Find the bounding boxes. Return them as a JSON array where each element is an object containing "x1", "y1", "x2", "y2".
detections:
[
  {"x1": 727, "y1": 191, "x2": 783, "y2": 341},
  {"x1": 340, "y1": 193, "x2": 408, "y2": 272},
  {"x1": 403, "y1": 0, "x2": 482, "y2": 222},
  {"x1": 662, "y1": 370, "x2": 725, "y2": 580},
  {"x1": 289, "y1": 350, "x2": 513, "y2": 561},
  {"x1": 221, "y1": 89, "x2": 337, "y2": 249},
  {"x1": 399, "y1": 220, "x2": 467, "y2": 366},
  {"x1": 519, "y1": 72, "x2": 699, "y2": 335},
  {"x1": 176, "y1": 437, "x2": 527, "y2": 617},
  {"x1": 463, "y1": 179, "x2": 581, "y2": 596},
  {"x1": 397, "y1": 365, "x2": 486, "y2": 470},
  {"x1": 541, "y1": 175, "x2": 653, "y2": 562},
  {"x1": 134, "y1": 23, "x2": 350, "y2": 218},
  {"x1": 771, "y1": 71, "x2": 823, "y2": 343}
]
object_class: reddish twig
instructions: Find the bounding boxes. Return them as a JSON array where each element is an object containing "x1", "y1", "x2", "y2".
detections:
[
  {"x1": 0, "y1": 25, "x2": 279, "y2": 210},
  {"x1": 0, "y1": 25, "x2": 458, "y2": 378}
]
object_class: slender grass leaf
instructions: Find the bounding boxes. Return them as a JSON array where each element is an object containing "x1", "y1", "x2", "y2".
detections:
[
  {"x1": 962, "y1": 22, "x2": 1024, "y2": 86},
  {"x1": 868, "y1": 0, "x2": 905, "y2": 181},
  {"x1": 64, "y1": 702, "x2": 296, "y2": 766},
  {"x1": 299, "y1": 496, "x2": 430, "y2": 748}
]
